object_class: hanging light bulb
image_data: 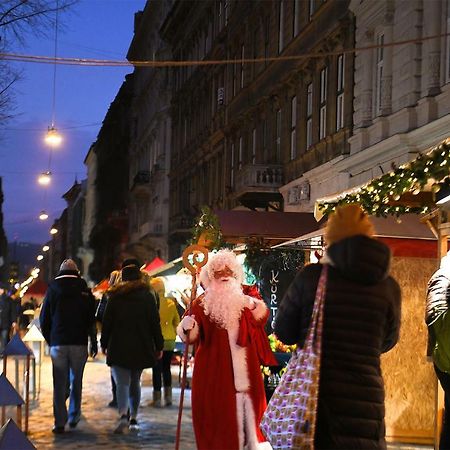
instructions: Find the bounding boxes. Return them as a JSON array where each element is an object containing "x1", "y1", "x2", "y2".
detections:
[
  {"x1": 38, "y1": 171, "x2": 52, "y2": 185},
  {"x1": 50, "y1": 227, "x2": 58, "y2": 235},
  {"x1": 44, "y1": 126, "x2": 62, "y2": 147},
  {"x1": 37, "y1": 255, "x2": 44, "y2": 261},
  {"x1": 42, "y1": 245, "x2": 50, "y2": 252},
  {"x1": 39, "y1": 211, "x2": 49, "y2": 221}
]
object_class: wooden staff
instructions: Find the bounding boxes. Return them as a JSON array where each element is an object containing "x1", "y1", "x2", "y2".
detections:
[{"x1": 175, "y1": 244, "x2": 208, "y2": 450}]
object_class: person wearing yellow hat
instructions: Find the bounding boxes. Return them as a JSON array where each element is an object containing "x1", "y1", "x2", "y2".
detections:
[
  {"x1": 275, "y1": 204, "x2": 401, "y2": 449},
  {"x1": 149, "y1": 277, "x2": 180, "y2": 407}
]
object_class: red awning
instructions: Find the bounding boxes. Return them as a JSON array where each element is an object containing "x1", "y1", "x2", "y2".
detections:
[
  {"x1": 142, "y1": 257, "x2": 166, "y2": 273},
  {"x1": 93, "y1": 278, "x2": 109, "y2": 294},
  {"x1": 215, "y1": 210, "x2": 322, "y2": 243},
  {"x1": 23, "y1": 279, "x2": 48, "y2": 299}
]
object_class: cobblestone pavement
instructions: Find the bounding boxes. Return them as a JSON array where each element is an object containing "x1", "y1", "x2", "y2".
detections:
[
  {"x1": 1, "y1": 354, "x2": 434, "y2": 450},
  {"x1": 3, "y1": 354, "x2": 195, "y2": 449}
]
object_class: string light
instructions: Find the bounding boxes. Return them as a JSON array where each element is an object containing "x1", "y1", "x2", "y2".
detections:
[{"x1": 39, "y1": 211, "x2": 49, "y2": 221}]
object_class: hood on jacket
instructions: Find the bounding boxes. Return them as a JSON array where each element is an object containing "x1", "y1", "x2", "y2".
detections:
[
  {"x1": 49, "y1": 270, "x2": 86, "y2": 295},
  {"x1": 327, "y1": 235, "x2": 391, "y2": 285},
  {"x1": 108, "y1": 279, "x2": 149, "y2": 297}
]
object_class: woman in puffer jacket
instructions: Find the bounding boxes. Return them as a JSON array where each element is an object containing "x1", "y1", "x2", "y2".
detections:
[{"x1": 275, "y1": 204, "x2": 401, "y2": 450}]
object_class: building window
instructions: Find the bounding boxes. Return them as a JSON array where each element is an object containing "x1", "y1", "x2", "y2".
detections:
[
  {"x1": 264, "y1": 16, "x2": 270, "y2": 67},
  {"x1": 276, "y1": 109, "x2": 282, "y2": 162},
  {"x1": 252, "y1": 128, "x2": 257, "y2": 164},
  {"x1": 446, "y1": 1, "x2": 450, "y2": 82},
  {"x1": 278, "y1": 0, "x2": 285, "y2": 54},
  {"x1": 336, "y1": 54, "x2": 345, "y2": 130},
  {"x1": 240, "y1": 44, "x2": 245, "y2": 89},
  {"x1": 230, "y1": 142, "x2": 235, "y2": 187},
  {"x1": 306, "y1": 83, "x2": 313, "y2": 148},
  {"x1": 309, "y1": 0, "x2": 315, "y2": 20},
  {"x1": 319, "y1": 67, "x2": 327, "y2": 140},
  {"x1": 290, "y1": 96, "x2": 297, "y2": 160},
  {"x1": 293, "y1": 0, "x2": 300, "y2": 37},
  {"x1": 375, "y1": 33, "x2": 384, "y2": 115},
  {"x1": 238, "y1": 136, "x2": 243, "y2": 170}
]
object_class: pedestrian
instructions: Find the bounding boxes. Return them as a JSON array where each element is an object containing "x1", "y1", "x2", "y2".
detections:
[
  {"x1": 95, "y1": 269, "x2": 121, "y2": 408},
  {"x1": 0, "y1": 286, "x2": 17, "y2": 355},
  {"x1": 274, "y1": 203, "x2": 402, "y2": 449},
  {"x1": 149, "y1": 277, "x2": 180, "y2": 407},
  {"x1": 100, "y1": 263, "x2": 163, "y2": 434},
  {"x1": 426, "y1": 249, "x2": 450, "y2": 449},
  {"x1": 39, "y1": 259, "x2": 97, "y2": 434},
  {"x1": 178, "y1": 249, "x2": 275, "y2": 450}
]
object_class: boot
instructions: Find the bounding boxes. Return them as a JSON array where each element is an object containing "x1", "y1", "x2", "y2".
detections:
[
  {"x1": 150, "y1": 390, "x2": 162, "y2": 407},
  {"x1": 164, "y1": 386, "x2": 172, "y2": 406}
]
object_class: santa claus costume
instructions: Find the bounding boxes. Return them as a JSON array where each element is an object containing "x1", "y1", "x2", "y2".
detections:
[{"x1": 178, "y1": 250, "x2": 274, "y2": 450}]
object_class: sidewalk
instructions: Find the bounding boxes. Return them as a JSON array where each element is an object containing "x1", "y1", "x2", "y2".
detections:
[{"x1": 5, "y1": 354, "x2": 196, "y2": 449}]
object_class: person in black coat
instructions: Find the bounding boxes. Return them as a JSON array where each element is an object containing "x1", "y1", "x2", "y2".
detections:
[
  {"x1": 0, "y1": 286, "x2": 17, "y2": 355},
  {"x1": 100, "y1": 264, "x2": 163, "y2": 434},
  {"x1": 275, "y1": 204, "x2": 401, "y2": 450},
  {"x1": 39, "y1": 259, "x2": 96, "y2": 434}
]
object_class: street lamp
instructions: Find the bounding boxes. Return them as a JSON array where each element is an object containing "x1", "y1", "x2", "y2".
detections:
[
  {"x1": 42, "y1": 245, "x2": 50, "y2": 252},
  {"x1": 44, "y1": 126, "x2": 62, "y2": 147},
  {"x1": 50, "y1": 227, "x2": 58, "y2": 235},
  {"x1": 36, "y1": 255, "x2": 43, "y2": 261},
  {"x1": 38, "y1": 171, "x2": 52, "y2": 186}
]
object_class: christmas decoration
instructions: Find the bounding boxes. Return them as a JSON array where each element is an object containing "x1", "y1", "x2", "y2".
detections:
[
  {"x1": 318, "y1": 138, "x2": 450, "y2": 217},
  {"x1": 190, "y1": 206, "x2": 223, "y2": 249}
]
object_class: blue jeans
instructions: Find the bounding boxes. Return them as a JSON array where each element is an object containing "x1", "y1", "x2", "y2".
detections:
[
  {"x1": 50, "y1": 345, "x2": 88, "y2": 427},
  {"x1": 111, "y1": 366, "x2": 143, "y2": 419}
]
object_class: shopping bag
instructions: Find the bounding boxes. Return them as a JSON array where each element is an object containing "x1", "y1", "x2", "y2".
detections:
[{"x1": 260, "y1": 265, "x2": 328, "y2": 450}]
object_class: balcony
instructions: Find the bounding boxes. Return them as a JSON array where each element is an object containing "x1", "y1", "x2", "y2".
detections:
[
  {"x1": 169, "y1": 213, "x2": 195, "y2": 237},
  {"x1": 130, "y1": 170, "x2": 151, "y2": 197},
  {"x1": 234, "y1": 164, "x2": 284, "y2": 210}
]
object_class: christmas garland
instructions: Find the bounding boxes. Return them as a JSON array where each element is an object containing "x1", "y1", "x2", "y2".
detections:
[
  {"x1": 318, "y1": 138, "x2": 450, "y2": 217},
  {"x1": 190, "y1": 205, "x2": 223, "y2": 249}
]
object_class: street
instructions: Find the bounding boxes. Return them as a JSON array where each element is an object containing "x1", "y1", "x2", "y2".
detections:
[{"x1": 9, "y1": 354, "x2": 196, "y2": 449}]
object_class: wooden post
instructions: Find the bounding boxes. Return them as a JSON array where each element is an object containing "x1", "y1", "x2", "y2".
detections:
[
  {"x1": 17, "y1": 404, "x2": 22, "y2": 430},
  {"x1": 24, "y1": 355, "x2": 30, "y2": 434}
]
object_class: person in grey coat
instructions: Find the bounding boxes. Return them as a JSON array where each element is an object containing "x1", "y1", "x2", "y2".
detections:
[{"x1": 275, "y1": 204, "x2": 401, "y2": 450}]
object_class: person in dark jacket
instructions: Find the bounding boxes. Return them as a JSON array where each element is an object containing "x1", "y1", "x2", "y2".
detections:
[
  {"x1": 100, "y1": 264, "x2": 163, "y2": 434},
  {"x1": 275, "y1": 204, "x2": 401, "y2": 450},
  {"x1": 426, "y1": 251, "x2": 450, "y2": 449},
  {"x1": 0, "y1": 286, "x2": 17, "y2": 355},
  {"x1": 40, "y1": 259, "x2": 96, "y2": 434}
]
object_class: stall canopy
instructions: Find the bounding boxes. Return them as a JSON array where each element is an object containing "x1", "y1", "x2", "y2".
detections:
[
  {"x1": 92, "y1": 278, "x2": 109, "y2": 297},
  {"x1": 142, "y1": 257, "x2": 165, "y2": 273},
  {"x1": 22, "y1": 279, "x2": 47, "y2": 300},
  {"x1": 215, "y1": 210, "x2": 323, "y2": 245},
  {"x1": 274, "y1": 213, "x2": 437, "y2": 258},
  {"x1": 145, "y1": 257, "x2": 183, "y2": 277}
]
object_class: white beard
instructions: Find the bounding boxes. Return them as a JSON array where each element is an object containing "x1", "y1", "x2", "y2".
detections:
[{"x1": 202, "y1": 277, "x2": 248, "y2": 330}]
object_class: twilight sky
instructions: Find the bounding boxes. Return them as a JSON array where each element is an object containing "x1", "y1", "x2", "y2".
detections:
[{"x1": 1, "y1": 0, "x2": 146, "y2": 244}]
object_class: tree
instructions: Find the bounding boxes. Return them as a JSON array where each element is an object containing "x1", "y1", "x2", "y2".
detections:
[{"x1": 0, "y1": 0, "x2": 77, "y2": 123}]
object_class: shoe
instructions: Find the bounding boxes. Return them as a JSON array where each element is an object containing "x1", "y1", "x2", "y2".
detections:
[
  {"x1": 149, "y1": 390, "x2": 162, "y2": 407},
  {"x1": 68, "y1": 420, "x2": 79, "y2": 429},
  {"x1": 108, "y1": 399, "x2": 117, "y2": 408},
  {"x1": 163, "y1": 386, "x2": 173, "y2": 406},
  {"x1": 113, "y1": 415, "x2": 128, "y2": 434},
  {"x1": 129, "y1": 418, "x2": 139, "y2": 432},
  {"x1": 52, "y1": 426, "x2": 65, "y2": 434}
]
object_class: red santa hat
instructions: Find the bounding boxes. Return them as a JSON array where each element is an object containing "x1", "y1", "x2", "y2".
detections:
[{"x1": 199, "y1": 249, "x2": 244, "y2": 288}]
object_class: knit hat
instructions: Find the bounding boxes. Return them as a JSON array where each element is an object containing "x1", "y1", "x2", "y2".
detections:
[
  {"x1": 121, "y1": 265, "x2": 141, "y2": 282},
  {"x1": 325, "y1": 204, "x2": 375, "y2": 246},
  {"x1": 121, "y1": 258, "x2": 141, "y2": 269},
  {"x1": 59, "y1": 259, "x2": 79, "y2": 272}
]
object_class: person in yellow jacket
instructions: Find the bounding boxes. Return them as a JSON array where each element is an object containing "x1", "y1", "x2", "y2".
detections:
[{"x1": 150, "y1": 277, "x2": 180, "y2": 407}]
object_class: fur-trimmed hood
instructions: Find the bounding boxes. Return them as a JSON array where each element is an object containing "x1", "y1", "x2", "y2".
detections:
[{"x1": 108, "y1": 279, "x2": 149, "y2": 297}]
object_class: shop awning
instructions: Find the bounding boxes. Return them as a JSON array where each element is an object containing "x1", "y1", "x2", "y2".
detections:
[
  {"x1": 142, "y1": 256, "x2": 166, "y2": 273},
  {"x1": 145, "y1": 257, "x2": 183, "y2": 277},
  {"x1": 215, "y1": 210, "x2": 323, "y2": 244}
]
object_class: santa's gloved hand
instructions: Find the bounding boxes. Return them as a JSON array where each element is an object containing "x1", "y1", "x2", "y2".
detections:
[{"x1": 180, "y1": 315, "x2": 196, "y2": 334}]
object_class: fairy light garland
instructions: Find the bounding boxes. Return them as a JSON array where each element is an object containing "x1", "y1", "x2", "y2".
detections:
[{"x1": 318, "y1": 139, "x2": 450, "y2": 217}]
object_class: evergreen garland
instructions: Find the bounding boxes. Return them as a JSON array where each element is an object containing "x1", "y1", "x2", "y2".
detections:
[
  {"x1": 190, "y1": 205, "x2": 223, "y2": 249},
  {"x1": 318, "y1": 139, "x2": 450, "y2": 217}
]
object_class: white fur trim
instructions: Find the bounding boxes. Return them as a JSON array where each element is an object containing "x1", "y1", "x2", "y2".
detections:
[
  {"x1": 228, "y1": 325, "x2": 250, "y2": 392},
  {"x1": 236, "y1": 392, "x2": 263, "y2": 450},
  {"x1": 236, "y1": 393, "x2": 245, "y2": 449},
  {"x1": 249, "y1": 298, "x2": 268, "y2": 321},
  {"x1": 176, "y1": 317, "x2": 199, "y2": 343}
]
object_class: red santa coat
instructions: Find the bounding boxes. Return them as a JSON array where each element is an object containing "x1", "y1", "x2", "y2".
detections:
[{"x1": 185, "y1": 296, "x2": 273, "y2": 450}]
